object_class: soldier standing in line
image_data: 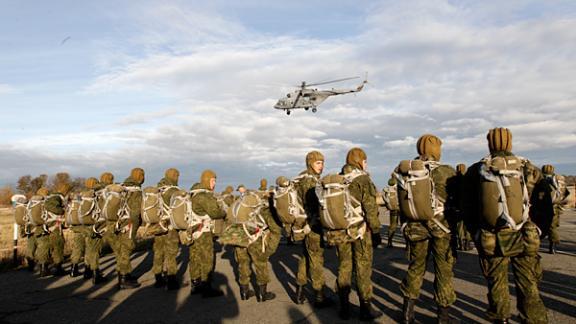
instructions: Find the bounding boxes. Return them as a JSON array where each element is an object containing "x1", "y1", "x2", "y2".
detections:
[
  {"x1": 454, "y1": 164, "x2": 473, "y2": 251},
  {"x1": 383, "y1": 177, "x2": 400, "y2": 248},
  {"x1": 37, "y1": 183, "x2": 69, "y2": 277}
]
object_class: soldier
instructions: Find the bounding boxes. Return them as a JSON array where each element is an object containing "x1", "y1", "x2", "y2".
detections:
[
  {"x1": 383, "y1": 177, "x2": 400, "y2": 248},
  {"x1": 221, "y1": 186, "x2": 235, "y2": 207},
  {"x1": 454, "y1": 164, "x2": 472, "y2": 251},
  {"x1": 29, "y1": 187, "x2": 50, "y2": 274},
  {"x1": 294, "y1": 151, "x2": 334, "y2": 308},
  {"x1": 464, "y1": 127, "x2": 547, "y2": 323},
  {"x1": 188, "y1": 170, "x2": 227, "y2": 297},
  {"x1": 37, "y1": 183, "x2": 69, "y2": 277},
  {"x1": 327, "y1": 147, "x2": 382, "y2": 321},
  {"x1": 397, "y1": 135, "x2": 457, "y2": 324},
  {"x1": 237, "y1": 184, "x2": 246, "y2": 196},
  {"x1": 530, "y1": 164, "x2": 570, "y2": 254},
  {"x1": 103, "y1": 168, "x2": 144, "y2": 289},
  {"x1": 84, "y1": 173, "x2": 110, "y2": 285},
  {"x1": 151, "y1": 168, "x2": 181, "y2": 290},
  {"x1": 69, "y1": 180, "x2": 97, "y2": 277}
]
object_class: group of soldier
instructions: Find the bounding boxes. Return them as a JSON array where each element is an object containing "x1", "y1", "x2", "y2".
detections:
[{"x1": 12, "y1": 127, "x2": 570, "y2": 324}]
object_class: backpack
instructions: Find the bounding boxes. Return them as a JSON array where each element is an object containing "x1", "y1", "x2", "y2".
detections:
[
  {"x1": 65, "y1": 197, "x2": 82, "y2": 226},
  {"x1": 383, "y1": 186, "x2": 399, "y2": 211},
  {"x1": 220, "y1": 191, "x2": 267, "y2": 247},
  {"x1": 78, "y1": 190, "x2": 97, "y2": 225},
  {"x1": 317, "y1": 170, "x2": 366, "y2": 230},
  {"x1": 273, "y1": 178, "x2": 306, "y2": 225},
  {"x1": 142, "y1": 186, "x2": 162, "y2": 225},
  {"x1": 169, "y1": 190, "x2": 192, "y2": 230},
  {"x1": 543, "y1": 174, "x2": 568, "y2": 205},
  {"x1": 101, "y1": 184, "x2": 126, "y2": 221},
  {"x1": 394, "y1": 160, "x2": 441, "y2": 221},
  {"x1": 27, "y1": 195, "x2": 46, "y2": 226},
  {"x1": 12, "y1": 194, "x2": 28, "y2": 226},
  {"x1": 479, "y1": 155, "x2": 529, "y2": 230}
]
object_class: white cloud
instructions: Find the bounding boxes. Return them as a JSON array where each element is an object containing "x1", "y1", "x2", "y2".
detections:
[{"x1": 0, "y1": 83, "x2": 16, "y2": 95}]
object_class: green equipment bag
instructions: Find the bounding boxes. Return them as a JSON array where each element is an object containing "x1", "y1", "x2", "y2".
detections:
[
  {"x1": 142, "y1": 186, "x2": 162, "y2": 225},
  {"x1": 101, "y1": 184, "x2": 126, "y2": 221},
  {"x1": 317, "y1": 170, "x2": 365, "y2": 230},
  {"x1": 383, "y1": 186, "x2": 399, "y2": 211},
  {"x1": 12, "y1": 194, "x2": 28, "y2": 226},
  {"x1": 394, "y1": 160, "x2": 438, "y2": 221},
  {"x1": 65, "y1": 197, "x2": 82, "y2": 226},
  {"x1": 479, "y1": 155, "x2": 529, "y2": 230},
  {"x1": 169, "y1": 190, "x2": 192, "y2": 230},
  {"x1": 273, "y1": 180, "x2": 306, "y2": 225},
  {"x1": 220, "y1": 191, "x2": 267, "y2": 247},
  {"x1": 27, "y1": 195, "x2": 46, "y2": 226},
  {"x1": 79, "y1": 190, "x2": 97, "y2": 225}
]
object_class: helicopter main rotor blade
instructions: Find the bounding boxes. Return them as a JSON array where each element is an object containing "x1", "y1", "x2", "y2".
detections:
[{"x1": 306, "y1": 76, "x2": 359, "y2": 87}]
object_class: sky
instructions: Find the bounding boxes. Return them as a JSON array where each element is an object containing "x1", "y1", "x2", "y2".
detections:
[{"x1": 1, "y1": 0, "x2": 576, "y2": 190}]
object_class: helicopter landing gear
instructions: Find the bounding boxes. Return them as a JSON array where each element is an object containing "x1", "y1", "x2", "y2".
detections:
[
  {"x1": 312, "y1": 108, "x2": 317, "y2": 113},
  {"x1": 305, "y1": 107, "x2": 309, "y2": 111},
  {"x1": 286, "y1": 110, "x2": 291, "y2": 115}
]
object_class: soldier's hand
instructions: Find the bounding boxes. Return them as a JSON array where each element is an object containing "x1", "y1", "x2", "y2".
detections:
[{"x1": 371, "y1": 232, "x2": 382, "y2": 248}]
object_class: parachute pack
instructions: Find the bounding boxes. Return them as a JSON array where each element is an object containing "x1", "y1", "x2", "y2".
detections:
[
  {"x1": 272, "y1": 177, "x2": 306, "y2": 225},
  {"x1": 220, "y1": 191, "x2": 268, "y2": 248},
  {"x1": 11, "y1": 194, "x2": 28, "y2": 226},
  {"x1": 168, "y1": 189, "x2": 213, "y2": 240},
  {"x1": 543, "y1": 174, "x2": 568, "y2": 205},
  {"x1": 65, "y1": 197, "x2": 81, "y2": 226},
  {"x1": 393, "y1": 160, "x2": 442, "y2": 222},
  {"x1": 317, "y1": 170, "x2": 366, "y2": 232},
  {"x1": 100, "y1": 184, "x2": 127, "y2": 222},
  {"x1": 26, "y1": 195, "x2": 46, "y2": 226},
  {"x1": 479, "y1": 155, "x2": 530, "y2": 230},
  {"x1": 382, "y1": 186, "x2": 399, "y2": 211}
]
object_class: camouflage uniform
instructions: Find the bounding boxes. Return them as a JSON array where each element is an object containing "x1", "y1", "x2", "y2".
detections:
[
  {"x1": 36, "y1": 192, "x2": 66, "y2": 275},
  {"x1": 84, "y1": 175, "x2": 111, "y2": 280},
  {"x1": 188, "y1": 177, "x2": 226, "y2": 295},
  {"x1": 464, "y1": 128, "x2": 548, "y2": 324},
  {"x1": 453, "y1": 165, "x2": 472, "y2": 250},
  {"x1": 151, "y1": 176, "x2": 180, "y2": 279},
  {"x1": 69, "y1": 225, "x2": 88, "y2": 265}
]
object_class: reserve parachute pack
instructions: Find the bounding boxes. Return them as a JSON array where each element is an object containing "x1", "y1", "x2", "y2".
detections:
[
  {"x1": 65, "y1": 197, "x2": 81, "y2": 226},
  {"x1": 479, "y1": 155, "x2": 530, "y2": 230},
  {"x1": 220, "y1": 191, "x2": 268, "y2": 248},
  {"x1": 11, "y1": 194, "x2": 28, "y2": 226},
  {"x1": 383, "y1": 186, "x2": 399, "y2": 211},
  {"x1": 26, "y1": 195, "x2": 46, "y2": 226},
  {"x1": 317, "y1": 170, "x2": 366, "y2": 233},
  {"x1": 78, "y1": 189, "x2": 97, "y2": 225},
  {"x1": 394, "y1": 160, "x2": 443, "y2": 221},
  {"x1": 272, "y1": 176, "x2": 307, "y2": 225}
]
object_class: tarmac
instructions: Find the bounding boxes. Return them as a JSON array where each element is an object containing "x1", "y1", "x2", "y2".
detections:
[{"x1": 0, "y1": 208, "x2": 575, "y2": 324}]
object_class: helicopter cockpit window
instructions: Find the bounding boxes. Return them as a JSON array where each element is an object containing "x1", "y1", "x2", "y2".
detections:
[{"x1": 287, "y1": 94, "x2": 291, "y2": 98}]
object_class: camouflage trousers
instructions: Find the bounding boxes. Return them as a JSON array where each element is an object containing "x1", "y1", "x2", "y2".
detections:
[
  {"x1": 400, "y1": 221, "x2": 456, "y2": 307},
  {"x1": 456, "y1": 220, "x2": 472, "y2": 246},
  {"x1": 296, "y1": 231, "x2": 326, "y2": 290},
  {"x1": 188, "y1": 232, "x2": 215, "y2": 282},
  {"x1": 35, "y1": 227, "x2": 64, "y2": 265},
  {"x1": 70, "y1": 225, "x2": 89, "y2": 264},
  {"x1": 235, "y1": 237, "x2": 271, "y2": 286},
  {"x1": 26, "y1": 234, "x2": 37, "y2": 260},
  {"x1": 548, "y1": 211, "x2": 560, "y2": 244},
  {"x1": 85, "y1": 232, "x2": 103, "y2": 270},
  {"x1": 335, "y1": 230, "x2": 373, "y2": 300},
  {"x1": 152, "y1": 229, "x2": 180, "y2": 276},
  {"x1": 103, "y1": 222, "x2": 135, "y2": 275},
  {"x1": 388, "y1": 210, "x2": 399, "y2": 239}
]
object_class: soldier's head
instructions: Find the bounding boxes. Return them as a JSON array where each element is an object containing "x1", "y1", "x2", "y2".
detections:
[
  {"x1": 417, "y1": 134, "x2": 442, "y2": 162},
  {"x1": 259, "y1": 178, "x2": 267, "y2": 191},
  {"x1": 456, "y1": 163, "x2": 467, "y2": 176},
  {"x1": 224, "y1": 185, "x2": 234, "y2": 194},
  {"x1": 306, "y1": 150, "x2": 325, "y2": 175},
  {"x1": 201, "y1": 169, "x2": 217, "y2": 191},
  {"x1": 237, "y1": 184, "x2": 246, "y2": 194},
  {"x1": 130, "y1": 167, "x2": 145, "y2": 185},
  {"x1": 165, "y1": 168, "x2": 180, "y2": 184},
  {"x1": 346, "y1": 147, "x2": 368, "y2": 171},
  {"x1": 487, "y1": 127, "x2": 513, "y2": 154},
  {"x1": 542, "y1": 164, "x2": 555, "y2": 175},
  {"x1": 85, "y1": 177, "x2": 99, "y2": 190},
  {"x1": 55, "y1": 182, "x2": 71, "y2": 195},
  {"x1": 388, "y1": 177, "x2": 396, "y2": 186},
  {"x1": 276, "y1": 176, "x2": 290, "y2": 188},
  {"x1": 36, "y1": 187, "x2": 49, "y2": 197},
  {"x1": 100, "y1": 172, "x2": 114, "y2": 185}
]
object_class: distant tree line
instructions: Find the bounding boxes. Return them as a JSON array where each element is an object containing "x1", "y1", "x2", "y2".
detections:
[{"x1": 0, "y1": 173, "x2": 86, "y2": 206}]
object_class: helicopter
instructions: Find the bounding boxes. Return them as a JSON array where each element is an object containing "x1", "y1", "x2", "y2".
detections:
[{"x1": 274, "y1": 76, "x2": 367, "y2": 115}]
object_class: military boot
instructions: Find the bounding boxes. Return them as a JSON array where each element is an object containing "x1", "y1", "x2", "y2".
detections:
[
  {"x1": 84, "y1": 266, "x2": 94, "y2": 279},
  {"x1": 239, "y1": 285, "x2": 255, "y2": 300},
  {"x1": 359, "y1": 299, "x2": 382, "y2": 321},
  {"x1": 190, "y1": 279, "x2": 203, "y2": 295},
  {"x1": 118, "y1": 274, "x2": 140, "y2": 289},
  {"x1": 387, "y1": 235, "x2": 394, "y2": 248},
  {"x1": 70, "y1": 264, "x2": 81, "y2": 277},
  {"x1": 201, "y1": 281, "x2": 224, "y2": 298},
  {"x1": 39, "y1": 263, "x2": 50, "y2": 278},
  {"x1": 338, "y1": 286, "x2": 351, "y2": 320},
  {"x1": 295, "y1": 285, "x2": 306, "y2": 304},
  {"x1": 154, "y1": 273, "x2": 166, "y2": 288},
  {"x1": 166, "y1": 275, "x2": 180, "y2": 291},
  {"x1": 92, "y1": 269, "x2": 106, "y2": 285},
  {"x1": 402, "y1": 297, "x2": 416, "y2": 324},
  {"x1": 256, "y1": 284, "x2": 275, "y2": 302},
  {"x1": 493, "y1": 319, "x2": 509, "y2": 324},
  {"x1": 313, "y1": 287, "x2": 335, "y2": 309},
  {"x1": 437, "y1": 305, "x2": 450, "y2": 324},
  {"x1": 26, "y1": 258, "x2": 36, "y2": 272},
  {"x1": 53, "y1": 263, "x2": 66, "y2": 276},
  {"x1": 549, "y1": 242, "x2": 557, "y2": 254}
]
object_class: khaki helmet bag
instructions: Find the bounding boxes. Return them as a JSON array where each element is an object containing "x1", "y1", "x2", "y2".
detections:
[
  {"x1": 101, "y1": 184, "x2": 125, "y2": 221},
  {"x1": 65, "y1": 198, "x2": 81, "y2": 226},
  {"x1": 142, "y1": 186, "x2": 162, "y2": 224},
  {"x1": 317, "y1": 171, "x2": 365, "y2": 230},
  {"x1": 79, "y1": 190, "x2": 97, "y2": 225},
  {"x1": 394, "y1": 160, "x2": 435, "y2": 221},
  {"x1": 479, "y1": 155, "x2": 529, "y2": 230},
  {"x1": 27, "y1": 195, "x2": 46, "y2": 226},
  {"x1": 12, "y1": 195, "x2": 28, "y2": 226}
]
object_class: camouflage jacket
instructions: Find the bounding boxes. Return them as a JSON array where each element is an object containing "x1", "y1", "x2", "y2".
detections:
[
  {"x1": 122, "y1": 177, "x2": 142, "y2": 218},
  {"x1": 295, "y1": 170, "x2": 322, "y2": 231},
  {"x1": 158, "y1": 177, "x2": 179, "y2": 206},
  {"x1": 44, "y1": 194, "x2": 65, "y2": 216},
  {"x1": 342, "y1": 164, "x2": 381, "y2": 233},
  {"x1": 190, "y1": 183, "x2": 226, "y2": 220}
]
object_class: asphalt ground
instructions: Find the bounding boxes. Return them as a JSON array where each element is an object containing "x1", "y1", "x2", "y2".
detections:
[{"x1": 0, "y1": 208, "x2": 575, "y2": 324}]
